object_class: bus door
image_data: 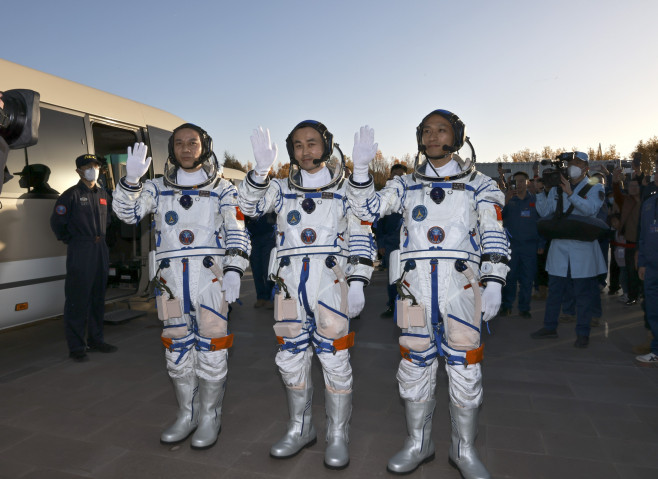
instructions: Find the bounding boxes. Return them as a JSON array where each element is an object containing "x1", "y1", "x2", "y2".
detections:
[{"x1": 89, "y1": 121, "x2": 146, "y2": 300}]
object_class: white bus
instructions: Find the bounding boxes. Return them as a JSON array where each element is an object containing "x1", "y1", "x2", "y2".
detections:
[{"x1": 0, "y1": 59, "x2": 243, "y2": 330}]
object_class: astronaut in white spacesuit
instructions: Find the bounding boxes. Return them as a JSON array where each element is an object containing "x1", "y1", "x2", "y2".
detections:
[
  {"x1": 237, "y1": 121, "x2": 376, "y2": 470},
  {"x1": 113, "y1": 124, "x2": 250, "y2": 449},
  {"x1": 347, "y1": 111, "x2": 510, "y2": 478}
]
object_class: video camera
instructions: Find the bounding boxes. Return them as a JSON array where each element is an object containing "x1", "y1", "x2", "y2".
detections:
[
  {"x1": 540, "y1": 153, "x2": 571, "y2": 188},
  {"x1": 0, "y1": 89, "x2": 40, "y2": 149},
  {"x1": 0, "y1": 89, "x2": 40, "y2": 193}
]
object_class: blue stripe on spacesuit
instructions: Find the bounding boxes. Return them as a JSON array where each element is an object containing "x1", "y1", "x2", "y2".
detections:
[
  {"x1": 160, "y1": 190, "x2": 220, "y2": 198},
  {"x1": 405, "y1": 182, "x2": 476, "y2": 192},
  {"x1": 166, "y1": 333, "x2": 196, "y2": 365},
  {"x1": 317, "y1": 301, "x2": 349, "y2": 319},
  {"x1": 298, "y1": 257, "x2": 313, "y2": 318},
  {"x1": 282, "y1": 192, "x2": 344, "y2": 200},
  {"x1": 182, "y1": 258, "x2": 191, "y2": 314},
  {"x1": 226, "y1": 229, "x2": 250, "y2": 249},
  {"x1": 447, "y1": 314, "x2": 480, "y2": 333},
  {"x1": 469, "y1": 231, "x2": 478, "y2": 250},
  {"x1": 430, "y1": 259, "x2": 443, "y2": 326},
  {"x1": 199, "y1": 304, "x2": 228, "y2": 322},
  {"x1": 349, "y1": 234, "x2": 375, "y2": 256}
]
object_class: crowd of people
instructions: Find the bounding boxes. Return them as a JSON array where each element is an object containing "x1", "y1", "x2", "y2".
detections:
[{"x1": 485, "y1": 155, "x2": 657, "y2": 360}]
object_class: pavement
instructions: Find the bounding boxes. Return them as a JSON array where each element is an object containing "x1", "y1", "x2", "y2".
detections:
[{"x1": 0, "y1": 271, "x2": 657, "y2": 479}]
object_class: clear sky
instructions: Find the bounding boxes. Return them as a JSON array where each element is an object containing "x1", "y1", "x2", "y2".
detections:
[{"x1": 3, "y1": 0, "x2": 657, "y2": 167}]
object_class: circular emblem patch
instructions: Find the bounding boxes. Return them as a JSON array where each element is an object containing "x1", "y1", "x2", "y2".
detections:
[
  {"x1": 412, "y1": 205, "x2": 427, "y2": 222},
  {"x1": 55, "y1": 204, "x2": 67, "y2": 215},
  {"x1": 427, "y1": 226, "x2": 445, "y2": 244},
  {"x1": 287, "y1": 210, "x2": 302, "y2": 225},
  {"x1": 430, "y1": 186, "x2": 445, "y2": 204},
  {"x1": 179, "y1": 194, "x2": 193, "y2": 210},
  {"x1": 301, "y1": 198, "x2": 316, "y2": 214},
  {"x1": 164, "y1": 211, "x2": 179, "y2": 225},
  {"x1": 179, "y1": 229, "x2": 195, "y2": 245},
  {"x1": 300, "y1": 228, "x2": 317, "y2": 245}
]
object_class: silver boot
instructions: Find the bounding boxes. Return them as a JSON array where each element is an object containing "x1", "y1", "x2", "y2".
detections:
[
  {"x1": 324, "y1": 390, "x2": 352, "y2": 469},
  {"x1": 387, "y1": 399, "x2": 436, "y2": 474},
  {"x1": 160, "y1": 374, "x2": 199, "y2": 444},
  {"x1": 191, "y1": 377, "x2": 226, "y2": 449},
  {"x1": 448, "y1": 403, "x2": 491, "y2": 479},
  {"x1": 270, "y1": 385, "x2": 317, "y2": 458}
]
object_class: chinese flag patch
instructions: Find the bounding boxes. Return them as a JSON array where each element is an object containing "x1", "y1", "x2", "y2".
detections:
[
  {"x1": 494, "y1": 204, "x2": 503, "y2": 220},
  {"x1": 235, "y1": 206, "x2": 245, "y2": 221},
  {"x1": 99, "y1": 198, "x2": 107, "y2": 205}
]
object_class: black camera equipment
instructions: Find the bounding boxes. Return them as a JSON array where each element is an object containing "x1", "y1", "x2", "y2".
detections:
[
  {"x1": 0, "y1": 89, "x2": 40, "y2": 194},
  {"x1": 509, "y1": 179, "x2": 517, "y2": 190},
  {"x1": 0, "y1": 89, "x2": 40, "y2": 149},
  {"x1": 540, "y1": 156, "x2": 569, "y2": 189}
]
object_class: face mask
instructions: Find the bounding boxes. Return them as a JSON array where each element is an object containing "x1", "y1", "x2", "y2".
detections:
[
  {"x1": 84, "y1": 167, "x2": 99, "y2": 182},
  {"x1": 568, "y1": 166, "x2": 582, "y2": 179}
]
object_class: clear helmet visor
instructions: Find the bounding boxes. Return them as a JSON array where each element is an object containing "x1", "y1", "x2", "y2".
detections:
[
  {"x1": 163, "y1": 152, "x2": 221, "y2": 188},
  {"x1": 288, "y1": 144, "x2": 346, "y2": 191},
  {"x1": 413, "y1": 138, "x2": 476, "y2": 181}
]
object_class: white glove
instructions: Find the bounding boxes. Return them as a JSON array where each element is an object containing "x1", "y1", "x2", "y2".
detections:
[
  {"x1": 352, "y1": 125, "x2": 378, "y2": 183},
  {"x1": 481, "y1": 282, "x2": 502, "y2": 322},
  {"x1": 221, "y1": 270, "x2": 241, "y2": 304},
  {"x1": 250, "y1": 126, "x2": 278, "y2": 180},
  {"x1": 347, "y1": 281, "x2": 365, "y2": 318},
  {"x1": 125, "y1": 142, "x2": 151, "y2": 184}
]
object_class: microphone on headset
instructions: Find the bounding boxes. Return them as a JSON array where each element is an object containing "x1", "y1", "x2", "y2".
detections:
[
  {"x1": 442, "y1": 145, "x2": 459, "y2": 153},
  {"x1": 312, "y1": 158, "x2": 325, "y2": 165}
]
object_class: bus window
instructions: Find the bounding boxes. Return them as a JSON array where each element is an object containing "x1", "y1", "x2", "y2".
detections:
[
  {"x1": 2, "y1": 148, "x2": 28, "y2": 196},
  {"x1": 147, "y1": 125, "x2": 174, "y2": 176},
  {"x1": 1, "y1": 108, "x2": 87, "y2": 198},
  {"x1": 24, "y1": 108, "x2": 87, "y2": 195},
  {"x1": 91, "y1": 122, "x2": 139, "y2": 191}
]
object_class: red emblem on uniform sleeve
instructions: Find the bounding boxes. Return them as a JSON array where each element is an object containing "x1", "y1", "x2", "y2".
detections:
[
  {"x1": 494, "y1": 204, "x2": 503, "y2": 220},
  {"x1": 235, "y1": 206, "x2": 245, "y2": 221},
  {"x1": 529, "y1": 203, "x2": 535, "y2": 207},
  {"x1": 99, "y1": 198, "x2": 107, "y2": 205}
]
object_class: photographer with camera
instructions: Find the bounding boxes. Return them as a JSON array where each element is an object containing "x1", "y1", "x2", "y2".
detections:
[
  {"x1": 530, "y1": 152, "x2": 607, "y2": 348},
  {"x1": 500, "y1": 171, "x2": 541, "y2": 318},
  {"x1": 612, "y1": 167, "x2": 642, "y2": 305}
]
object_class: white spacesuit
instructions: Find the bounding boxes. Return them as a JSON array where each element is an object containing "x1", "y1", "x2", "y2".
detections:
[
  {"x1": 237, "y1": 122, "x2": 375, "y2": 469},
  {"x1": 113, "y1": 124, "x2": 250, "y2": 449},
  {"x1": 347, "y1": 112, "x2": 510, "y2": 478}
]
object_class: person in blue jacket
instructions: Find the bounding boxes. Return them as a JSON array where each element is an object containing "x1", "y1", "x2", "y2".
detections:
[
  {"x1": 636, "y1": 192, "x2": 658, "y2": 366},
  {"x1": 530, "y1": 152, "x2": 606, "y2": 348},
  {"x1": 500, "y1": 171, "x2": 541, "y2": 318}
]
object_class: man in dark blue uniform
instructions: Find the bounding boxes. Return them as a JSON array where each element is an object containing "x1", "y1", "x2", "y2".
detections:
[
  {"x1": 500, "y1": 171, "x2": 540, "y2": 318},
  {"x1": 50, "y1": 154, "x2": 116, "y2": 362},
  {"x1": 376, "y1": 163, "x2": 406, "y2": 317},
  {"x1": 245, "y1": 211, "x2": 276, "y2": 308},
  {"x1": 637, "y1": 192, "x2": 658, "y2": 366}
]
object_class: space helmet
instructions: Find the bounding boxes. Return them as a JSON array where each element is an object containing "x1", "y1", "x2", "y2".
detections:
[
  {"x1": 285, "y1": 120, "x2": 345, "y2": 191},
  {"x1": 163, "y1": 123, "x2": 220, "y2": 188},
  {"x1": 413, "y1": 109, "x2": 476, "y2": 182}
]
